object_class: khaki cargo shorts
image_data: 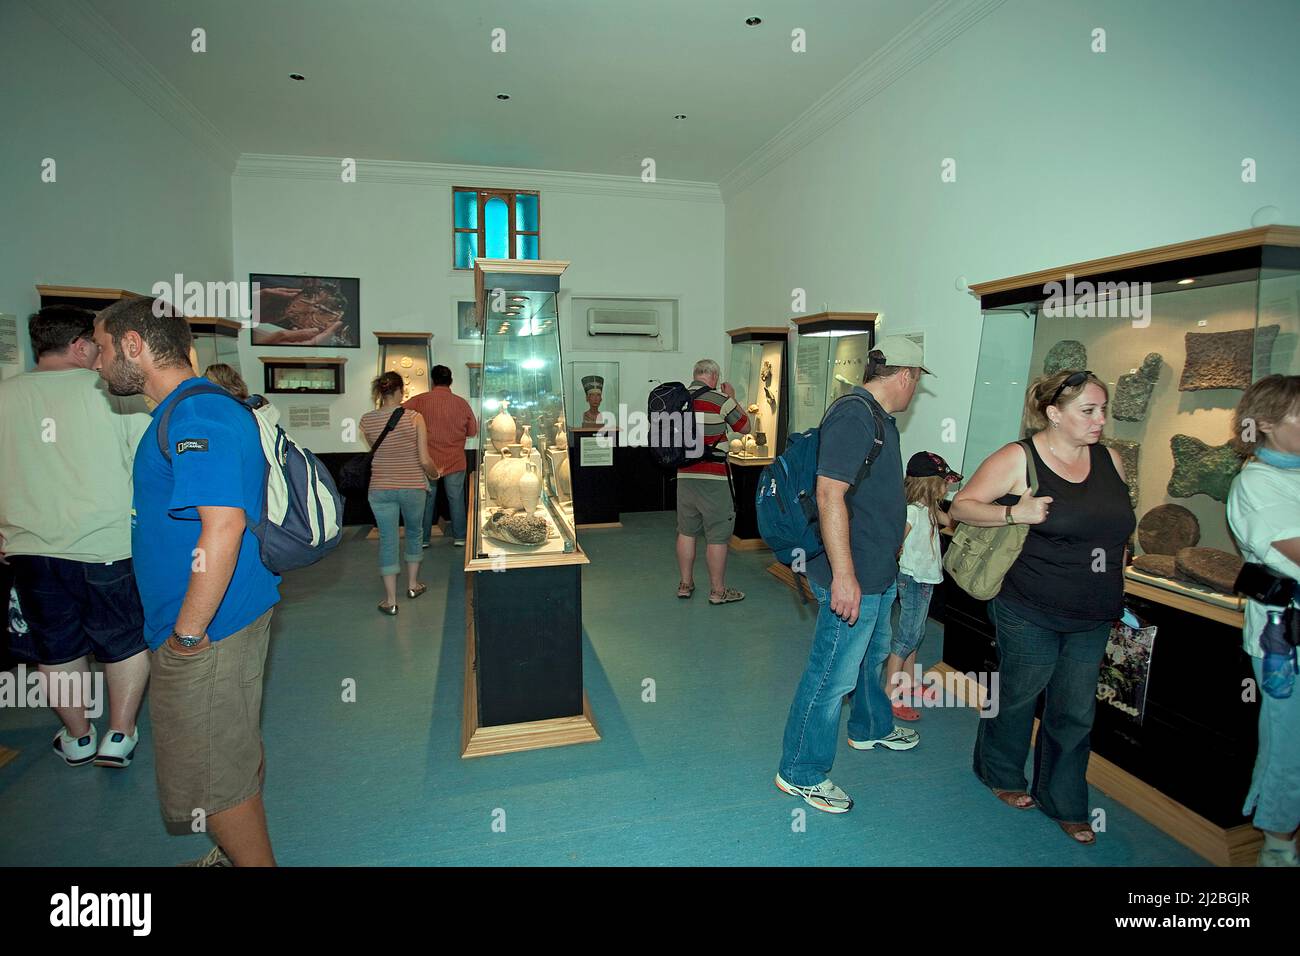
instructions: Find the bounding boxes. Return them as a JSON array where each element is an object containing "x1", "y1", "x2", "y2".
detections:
[
  {"x1": 149, "y1": 608, "x2": 273, "y2": 823},
  {"x1": 676, "y1": 477, "x2": 735, "y2": 545}
]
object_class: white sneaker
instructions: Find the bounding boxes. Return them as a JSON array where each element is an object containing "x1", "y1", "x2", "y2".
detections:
[
  {"x1": 1258, "y1": 845, "x2": 1299, "y2": 867},
  {"x1": 848, "y1": 726, "x2": 920, "y2": 751},
  {"x1": 53, "y1": 725, "x2": 98, "y2": 766},
  {"x1": 94, "y1": 727, "x2": 139, "y2": 768},
  {"x1": 774, "y1": 773, "x2": 854, "y2": 813},
  {"x1": 453, "y1": 539, "x2": 465, "y2": 547}
]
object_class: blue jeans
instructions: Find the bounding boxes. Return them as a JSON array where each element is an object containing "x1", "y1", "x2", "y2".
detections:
[
  {"x1": 1245, "y1": 656, "x2": 1300, "y2": 833},
  {"x1": 369, "y1": 488, "x2": 427, "y2": 574},
  {"x1": 973, "y1": 597, "x2": 1110, "y2": 823},
  {"x1": 891, "y1": 572, "x2": 935, "y2": 659},
  {"x1": 779, "y1": 582, "x2": 898, "y2": 786},
  {"x1": 425, "y1": 470, "x2": 468, "y2": 542}
]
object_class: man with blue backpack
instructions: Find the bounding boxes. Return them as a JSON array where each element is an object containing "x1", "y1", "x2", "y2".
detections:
[
  {"x1": 94, "y1": 296, "x2": 286, "y2": 865},
  {"x1": 773, "y1": 336, "x2": 932, "y2": 813}
]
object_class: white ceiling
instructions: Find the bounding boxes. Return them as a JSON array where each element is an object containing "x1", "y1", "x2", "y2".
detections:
[{"x1": 86, "y1": 0, "x2": 928, "y2": 183}]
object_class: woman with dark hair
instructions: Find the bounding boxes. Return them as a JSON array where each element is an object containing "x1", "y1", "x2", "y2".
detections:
[
  {"x1": 1227, "y1": 374, "x2": 1300, "y2": 867},
  {"x1": 950, "y1": 369, "x2": 1135, "y2": 845},
  {"x1": 360, "y1": 372, "x2": 437, "y2": 615}
]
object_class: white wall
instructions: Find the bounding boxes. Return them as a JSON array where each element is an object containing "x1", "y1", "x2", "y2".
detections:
[
  {"x1": 232, "y1": 160, "x2": 724, "y2": 452},
  {"x1": 724, "y1": 0, "x2": 1300, "y2": 471},
  {"x1": 0, "y1": 1, "x2": 233, "y2": 376}
]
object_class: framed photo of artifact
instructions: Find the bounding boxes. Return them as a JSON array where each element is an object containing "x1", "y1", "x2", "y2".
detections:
[
  {"x1": 454, "y1": 297, "x2": 483, "y2": 344},
  {"x1": 249, "y1": 274, "x2": 360, "y2": 348}
]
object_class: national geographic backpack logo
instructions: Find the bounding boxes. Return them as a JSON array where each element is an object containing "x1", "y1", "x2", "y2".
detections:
[{"x1": 175, "y1": 438, "x2": 209, "y2": 455}]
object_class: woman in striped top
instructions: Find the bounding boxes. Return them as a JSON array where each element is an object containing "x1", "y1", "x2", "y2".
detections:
[{"x1": 361, "y1": 372, "x2": 438, "y2": 615}]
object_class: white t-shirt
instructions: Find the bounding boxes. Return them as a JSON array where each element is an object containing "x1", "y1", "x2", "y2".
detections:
[
  {"x1": 1227, "y1": 460, "x2": 1300, "y2": 658},
  {"x1": 0, "y1": 368, "x2": 150, "y2": 562},
  {"x1": 899, "y1": 501, "x2": 943, "y2": 585}
]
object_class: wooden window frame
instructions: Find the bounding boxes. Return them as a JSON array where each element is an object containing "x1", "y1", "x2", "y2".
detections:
[{"x1": 453, "y1": 187, "x2": 540, "y2": 270}]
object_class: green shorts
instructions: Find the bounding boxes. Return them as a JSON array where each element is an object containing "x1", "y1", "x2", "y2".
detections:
[{"x1": 676, "y1": 477, "x2": 735, "y2": 545}]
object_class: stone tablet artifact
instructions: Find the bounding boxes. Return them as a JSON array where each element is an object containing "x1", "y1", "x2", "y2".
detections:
[
  {"x1": 1137, "y1": 504, "x2": 1200, "y2": 555},
  {"x1": 1112, "y1": 353, "x2": 1162, "y2": 422},
  {"x1": 1131, "y1": 554, "x2": 1178, "y2": 578},
  {"x1": 1175, "y1": 547, "x2": 1244, "y2": 594},
  {"x1": 1100, "y1": 437, "x2": 1140, "y2": 511},
  {"x1": 1044, "y1": 340, "x2": 1087, "y2": 376},
  {"x1": 1179, "y1": 325, "x2": 1280, "y2": 391},
  {"x1": 1167, "y1": 435, "x2": 1241, "y2": 502}
]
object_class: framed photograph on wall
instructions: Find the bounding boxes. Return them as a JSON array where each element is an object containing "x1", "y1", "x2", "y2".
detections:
[
  {"x1": 454, "y1": 297, "x2": 483, "y2": 344},
  {"x1": 569, "y1": 361, "x2": 619, "y2": 431},
  {"x1": 250, "y1": 274, "x2": 360, "y2": 348}
]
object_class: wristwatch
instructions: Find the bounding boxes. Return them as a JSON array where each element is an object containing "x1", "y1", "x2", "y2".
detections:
[
  {"x1": 171, "y1": 630, "x2": 204, "y2": 648},
  {"x1": 1004, "y1": 505, "x2": 1016, "y2": 525}
]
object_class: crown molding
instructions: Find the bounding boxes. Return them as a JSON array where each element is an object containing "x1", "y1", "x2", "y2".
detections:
[
  {"x1": 234, "y1": 154, "x2": 723, "y2": 204},
  {"x1": 26, "y1": 0, "x2": 238, "y2": 173},
  {"x1": 719, "y1": 0, "x2": 1007, "y2": 200}
]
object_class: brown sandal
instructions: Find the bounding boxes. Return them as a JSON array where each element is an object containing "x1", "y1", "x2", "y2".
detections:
[
  {"x1": 676, "y1": 582, "x2": 695, "y2": 599},
  {"x1": 709, "y1": 587, "x2": 745, "y2": 605},
  {"x1": 990, "y1": 787, "x2": 1036, "y2": 810},
  {"x1": 1058, "y1": 821, "x2": 1097, "y2": 845}
]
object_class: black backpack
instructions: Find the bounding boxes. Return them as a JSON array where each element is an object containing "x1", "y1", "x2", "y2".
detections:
[{"x1": 648, "y1": 382, "x2": 719, "y2": 471}]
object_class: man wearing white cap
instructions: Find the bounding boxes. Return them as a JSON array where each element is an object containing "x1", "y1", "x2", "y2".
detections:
[{"x1": 776, "y1": 335, "x2": 933, "y2": 813}]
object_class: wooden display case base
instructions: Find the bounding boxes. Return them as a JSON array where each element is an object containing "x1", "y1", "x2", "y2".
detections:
[
  {"x1": 577, "y1": 521, "x2": 622, "y2": 530},
  {"x1": 766, "y1": 561, "x2": 815, "y2": 601},
  {"x1": 729, "y1": 535, "x2": 769, "y2": 552},
  {"x1": 931, "y1": 662, "x2": 1263, "y2": 867},
  {"x1": 461, "y1": 572, "x2": 600, "y2": 758}
]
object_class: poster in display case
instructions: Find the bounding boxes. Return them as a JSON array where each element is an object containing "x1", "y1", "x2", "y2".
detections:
[
  {"x1": 374, "y1": 332, "x2": 434, "y2": 402},
  {"x1": 787, "y1": 312, "x2": 878, "y2": 436}
]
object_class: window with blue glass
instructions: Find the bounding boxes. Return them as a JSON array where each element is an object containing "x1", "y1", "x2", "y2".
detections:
[{"x1": 453, "y1": 188, "x2": 540, "y2": 270}]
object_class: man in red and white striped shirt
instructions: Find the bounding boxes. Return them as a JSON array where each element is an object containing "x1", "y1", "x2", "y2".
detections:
[{"x1": 676, "y1": 359, "x2": 749, "y2": 605}]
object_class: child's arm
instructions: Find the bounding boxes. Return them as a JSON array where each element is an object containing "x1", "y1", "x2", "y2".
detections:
[{"x1": 935, "y1": 508, "x2": 954, "y2": 531}]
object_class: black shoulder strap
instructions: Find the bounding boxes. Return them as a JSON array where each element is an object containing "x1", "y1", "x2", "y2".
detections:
[
  {"x1": 368, "y1": 408, "x2": 405, "y2": 458},
  {"x1": 156, "y1": 381, "x2": 247, "y2": 462},
  {"x1": 1019, "y1": 438, "x2": 1039, "y2": 495},
  {"x1": 821, "y1": 393, "x2": 887, "y2": 490}
]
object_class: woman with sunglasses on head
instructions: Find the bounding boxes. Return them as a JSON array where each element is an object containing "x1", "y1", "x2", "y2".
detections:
[
  {"x1": 1227, "y1": 374, "x2": 1300, "y2": 867},
  {"x1": 950, "y1": 370, "x2": 1135, "y2": 845}
]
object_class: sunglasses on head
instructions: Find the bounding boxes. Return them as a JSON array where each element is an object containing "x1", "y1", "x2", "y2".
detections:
[{"x1": 1050, "y1": 370, "x2": 1093, "y2": 406}]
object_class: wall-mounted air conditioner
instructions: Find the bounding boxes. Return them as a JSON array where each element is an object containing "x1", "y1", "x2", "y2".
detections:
[{"x1": 587, "y1": 307, "x2": 660, "y2": 336}]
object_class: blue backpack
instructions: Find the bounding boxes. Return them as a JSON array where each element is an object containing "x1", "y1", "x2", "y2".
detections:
[
  {"x1": 157, "y1": 383, "x2": 344, "y2": 573},
  {"x1": 755, "y1": 394, "x2": 886, "y2": 566}
]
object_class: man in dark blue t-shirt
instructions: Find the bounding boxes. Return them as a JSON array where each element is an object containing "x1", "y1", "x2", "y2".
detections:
[
  {"x1": 94, "y1": 296, "x2": 280, "y2": 867},
  {"x1": 776, "y1": 336, "x2": 932, "y2": 814}
]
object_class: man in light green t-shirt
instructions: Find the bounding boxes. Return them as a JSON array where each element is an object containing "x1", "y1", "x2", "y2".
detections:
[{"x1": 0, "y1": 306, "x2": 152, "y2": 769}]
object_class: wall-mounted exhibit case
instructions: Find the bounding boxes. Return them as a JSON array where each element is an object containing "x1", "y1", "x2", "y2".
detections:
[
  {"x1": 786, "y1": 312, "x2": 878, "y2": 437},
  {"x1": 463, "y1": 258, "x2": 599, "y2": 758},
  {"x1": 726, "y1": 327, "x2": 790, "y2": 552},
  {"x1": 258, "y1": 355, "x2": 347, "y2": 394},
  {"x1": 187, "y1": 317, "x2": 241, "y2": 374},
  {"x1": 36, "y1": 285, "x2": 143, "y2": 313},
  {"x1": 375, "y1": 331, "x2": 434, "y2": 402},
  {"x1": 946, "y1": 225, "x2": 1300, "y2": 866}
]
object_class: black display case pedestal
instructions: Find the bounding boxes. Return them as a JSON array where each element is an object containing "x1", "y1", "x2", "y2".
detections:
[{"x1": 728, "y1": 455, "x2": 772, "y2": 552}]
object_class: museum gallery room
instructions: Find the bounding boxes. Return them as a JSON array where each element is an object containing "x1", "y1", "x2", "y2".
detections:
[{"x1": 1, "y1": 0, "x2": 1299, "y2": 873}]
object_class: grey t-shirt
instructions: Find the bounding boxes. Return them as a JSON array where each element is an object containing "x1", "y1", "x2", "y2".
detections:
[{"x1": 805, "y1": 387, "x2": 905, "y2": 595}]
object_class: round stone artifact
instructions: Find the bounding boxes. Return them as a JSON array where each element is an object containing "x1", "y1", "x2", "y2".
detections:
[
  {"x1": 1131, "y1": 554, "x2": 1177, "y2": 578},
  {"x1": 1137, "y1": 504, "x2": 1201, "y2": 556},
  {"x1": 1175, "y1": 547, "x2": 1244, "y2": 595}
]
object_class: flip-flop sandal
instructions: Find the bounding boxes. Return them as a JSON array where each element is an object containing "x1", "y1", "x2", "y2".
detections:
[
  {"x1": 1058, "y1": 821, "x2": 1097, "y2": 845},
  {"x1": 709, "y1": 587, "x2": 745, "y2": 605},
  {"x1": 676, "y1": 582, "x2": 695, "y2": 599},
  {"x1": 990, "y1": 787, "x2": 1036, "y2": 810}
]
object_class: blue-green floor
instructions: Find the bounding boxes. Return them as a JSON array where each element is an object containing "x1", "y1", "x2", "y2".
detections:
[{"x1": 0, "y1": 512, "x2": 1205, "y2": 866}]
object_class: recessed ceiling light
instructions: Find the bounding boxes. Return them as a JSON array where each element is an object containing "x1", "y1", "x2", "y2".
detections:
[
  {"x1": 746, "y1": 17, "x2": 762, "y2": 26},
  {"x1": 674, "y1": 114, "x2": 687, "y2": 120},
  {"x1": 496, "y1": 93, "x2": 510, "y2": 100},
  {"x1": 289, "y1": 73, "x2": 305, "y2": 81},
  {"x1": 1177, "y1": 278, "x2": 1195, "y2": 285}
]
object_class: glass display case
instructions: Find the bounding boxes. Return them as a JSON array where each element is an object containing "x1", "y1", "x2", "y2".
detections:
[
  {"x1": 375, "y1": 331, "x2": 434, "y2": 402},
  {"x1": 258, "y1": 356, "x2": 346, "y2": 394},
  {"x1": 187, "y1": 317, "x2": 241, "y2": 374},
  {"x1": 966, "y1": 226, "x2": 1300, "y2": 604},
  {"x1": 787, "y1": 312, "x2": 878, "y2": 436},
  {"x1": 725, "y1": 327, "x2": 788, "y2": 459},
  {"x1": 469, "y1": 262, "x2": 583, "y2": 568}
]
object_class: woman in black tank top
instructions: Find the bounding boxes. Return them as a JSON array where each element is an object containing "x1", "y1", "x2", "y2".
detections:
[{"x1": 951, "y1": 371, "x2": 1135, "y2": 845}]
